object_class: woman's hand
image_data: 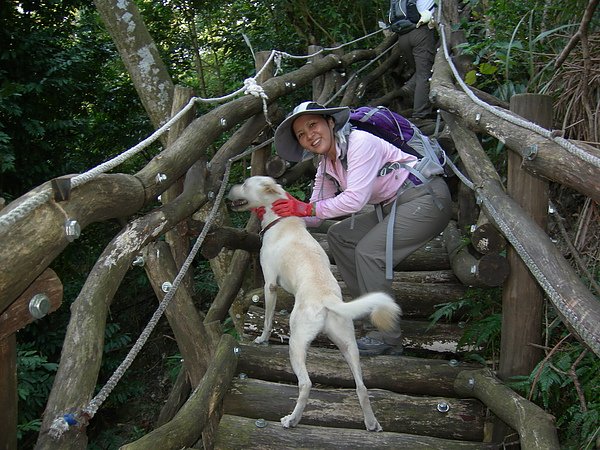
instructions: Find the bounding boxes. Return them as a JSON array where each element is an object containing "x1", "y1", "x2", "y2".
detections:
[
  {"x1": 272, "y1": 193, "x2": 314, "y2": 217},
  {"x1": 251, "y1": 207, "x2": 266, "y2": 220}
]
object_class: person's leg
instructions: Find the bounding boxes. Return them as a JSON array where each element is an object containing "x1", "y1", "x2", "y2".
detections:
[
  {"x1": 357, "y1": 177, "x2": 452, "y2": 353},
  {"x1": 327, "y1": 210, "x2": 380, "y2": 298},
  {"x1": 408, "y1": 26, "x2": 436, "y2": 119}
]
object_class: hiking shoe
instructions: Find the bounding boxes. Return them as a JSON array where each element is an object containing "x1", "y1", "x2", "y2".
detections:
[{"x1": 356, "y1": 336, "x2": 403, "y2": 356}]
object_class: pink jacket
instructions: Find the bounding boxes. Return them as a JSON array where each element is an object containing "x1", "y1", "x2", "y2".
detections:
[{"x1": 309, "y1": 130, "x2": 418, "y2": 222}]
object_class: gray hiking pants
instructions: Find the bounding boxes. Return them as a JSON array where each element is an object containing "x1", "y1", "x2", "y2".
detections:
[{"x1": 327, "y1": 176, "x2": 452, "y2": 328}]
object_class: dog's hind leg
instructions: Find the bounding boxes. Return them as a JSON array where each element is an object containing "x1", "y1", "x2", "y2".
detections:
[
  {"x1": 254, "y1": 282, "x2": 277, "y2": 345},
  {"x1": 327, "y1": 319, "x2": 383, "y2": 432},
  {"x1": 280, "y1": 333, "x2": 315, "y2": 428}
]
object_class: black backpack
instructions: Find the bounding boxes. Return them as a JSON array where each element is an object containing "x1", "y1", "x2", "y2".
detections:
[{"x1": 388, "y1": 0, "x2": 420, "y2": 34}]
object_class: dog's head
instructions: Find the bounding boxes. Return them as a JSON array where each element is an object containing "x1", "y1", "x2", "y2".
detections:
[{"x1": 227, "y1": 175, "x2": 287, "y2": 212}]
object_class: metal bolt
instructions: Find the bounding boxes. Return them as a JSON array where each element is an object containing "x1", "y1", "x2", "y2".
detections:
[
  {"x1": 437, "y1": 401, "x2": 450, "y2": 413},
  {"x1": 161, "y1": 282, "x2": 172, "y2": 293},
  {"x1": 252, "y1": 295, "x2": 260, "y2": 303},
  {"x1": 468, "y1": 378, "x2": 476, "y2": 389},
  {"x1": 238, "y1": 372, "x2": 248, "y2": 379},
  {"x1": 132, "y1": 256, "x2": 145, "y2": 267},
  {"x1": 524, "y1": 144, "x2": 538, "y2": 160},
  {"x1": 207, "y1": 191, "x2": 215, "y2": 200},
  {"x1": 64, "y1": 219, "x2": 81, "y2": 242},
  {"x1": 255, "y1": 418, "x2": 267, "y2": 428},
  {"x1": 220, "y1": 118, "x2": 227, "y2": 127},
  {"x1": 470, "y1": 264, "x2": 477, "y2": 274},
  {"x1": 233, "y1": 347, "x2": 241, "y2": 356},
  {"x1": 448, "y1": 359, "x2": 459, "y2": 367},
  {"x1": 156, "y1": 173, "x2": 167, "y2": 183},
  {"x1": 29, "y1": 293, "x2": 50, "y2": 319},
  {"x1": 475, "y1": 113, "x2": 481, "y2": 124}
]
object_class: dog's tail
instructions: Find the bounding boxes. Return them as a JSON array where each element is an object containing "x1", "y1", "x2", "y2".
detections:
[{"x1": 326, "y1": 292, "x2": 402, "y2": 332}]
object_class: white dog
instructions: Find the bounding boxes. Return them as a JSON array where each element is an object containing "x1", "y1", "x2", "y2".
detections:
[{"x1": 227, "y1": 176, "x2": 401, "y2": 431}]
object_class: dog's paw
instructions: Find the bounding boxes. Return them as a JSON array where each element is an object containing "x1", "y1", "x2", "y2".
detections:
[
  {"x1": 366, "y1": 420, "x2": 383, "y2": 432},
  {"x1": 280, "y1": 414, "x2": 297, "y2": 429},
  {"x1": 253, "y1": 336, "x2": 268, "y2": 345}
]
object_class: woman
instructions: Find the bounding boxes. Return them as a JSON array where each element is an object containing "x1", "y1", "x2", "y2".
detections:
[{"x1": 271, "y1": 101, "x2": 452, "y2": 355}]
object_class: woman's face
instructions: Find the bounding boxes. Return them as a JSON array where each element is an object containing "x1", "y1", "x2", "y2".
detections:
[{"x1": 292, "y1": 114, "x2": 336, "y2": 159}]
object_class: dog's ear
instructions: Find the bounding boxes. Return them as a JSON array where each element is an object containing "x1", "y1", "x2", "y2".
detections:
[{"x1": 262, "y1": 179, "x2": 286, "y2": 197}]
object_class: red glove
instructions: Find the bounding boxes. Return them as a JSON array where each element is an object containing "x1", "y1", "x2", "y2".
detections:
[
  {"x1": 251, "y1": 207, "x2": 266, "y2": 221},
  {"x1": 272, "y1": 193, "x2": 314, "y2": 217}
]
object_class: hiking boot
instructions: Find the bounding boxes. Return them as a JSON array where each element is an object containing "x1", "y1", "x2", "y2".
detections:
[{"x1": 356, "y1": 336, "x2": 404, "y2": 356}]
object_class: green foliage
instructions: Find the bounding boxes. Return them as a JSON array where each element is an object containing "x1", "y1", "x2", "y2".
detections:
[
  {"x1": 17, "y1": 348, "x2": 58, "y2": 420},
  {"x1": 165, "y1": 353, "x2": 183, "y2": 383},
  {"x1": 508, "y1": 341, "x2": 600, "y2": 448}
]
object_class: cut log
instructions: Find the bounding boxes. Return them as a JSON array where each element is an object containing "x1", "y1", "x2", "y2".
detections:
[
  {"x1": 454, "y1": 369, "x2": 559, "y2": 450},
  {"x1": 236, "y1": 344, "x2": 480, "y2": 397},
  {"x1": 470, "y1": 213, "x2": 507, "y2": 255},
  {"x1": 244, "y1": 305, "x2": 469, "y2": 356},
  {"x1": 223, "y1": 377, "x2": 486, "y2": 441},
  {"x1": 243, "y1": 270, "x2": 466, "y2": 319},
  {"x1": 215, "y1": 414, "x2": 499, "y2": 450},
  {"x1": 444, "y1": 220, "x2": 509, "y2": 287}
]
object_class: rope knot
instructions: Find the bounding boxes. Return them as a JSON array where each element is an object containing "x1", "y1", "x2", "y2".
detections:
[{"x1": 243, "y1": 78, "x2": 268, "y2": 100}]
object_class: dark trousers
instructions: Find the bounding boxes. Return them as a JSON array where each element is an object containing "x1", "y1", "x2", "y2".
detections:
[{"x1": 399, "y1": 26, "x2": 437, "y2": 118}]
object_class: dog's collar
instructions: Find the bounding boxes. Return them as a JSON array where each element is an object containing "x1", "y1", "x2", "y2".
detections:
[{"x1": 259, "y1": 217, "x2": 284, "y2": 239}]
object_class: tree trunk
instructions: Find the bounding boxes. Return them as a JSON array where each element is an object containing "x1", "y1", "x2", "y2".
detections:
[{"x1": 94, "y1": 0, "x2": 174, "y2": 134}]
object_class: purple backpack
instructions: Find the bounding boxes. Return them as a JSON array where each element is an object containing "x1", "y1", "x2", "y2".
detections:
[
  {"x1": 344, "y1": 106, "x2": 446, "y2": 180},
  {"x1": 349, "y1": 106, "x2": 417, "y2": 157}
]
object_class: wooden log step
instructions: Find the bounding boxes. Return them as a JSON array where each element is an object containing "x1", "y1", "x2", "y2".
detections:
[
  {"x1": 244, "y1": 305, "x2": 470, "y2": 356},
  {"x1": 215, "y1": 414, "x2": 499, "y2": 449},
  {"x1": 243, "y1": 270, "x2": 467, "y2": 320},
  {"x1": 222, "y1": 378, "x2": 487, "y2": 441},
  {"x1": 312, "y1": 233, "x2": 451, "y2": 271},
  {"x1": 236, "y1": 344, "x2": 481, "y2": 397}
]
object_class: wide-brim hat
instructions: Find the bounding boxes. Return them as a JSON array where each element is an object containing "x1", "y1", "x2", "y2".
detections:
[{"x1": 274, "y1": 101, "x2": 350, "y2": 162}]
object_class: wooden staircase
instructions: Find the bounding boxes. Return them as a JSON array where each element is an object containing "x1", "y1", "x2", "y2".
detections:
[{"x1": 213, "y1": 226, "x2": 503, "y2": 449}]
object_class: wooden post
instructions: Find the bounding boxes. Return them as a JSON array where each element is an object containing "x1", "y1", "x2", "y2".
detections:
[
  {"x1": 0, "y1": 334, "x2": 17, "y2": 450},
  {"x1": 0, "y1": 268, "x2": 63, "y2": 450},
  {"x1": 499, "y1": 94, "x2": 552, "y2": 380},
  {"x1": 249, "y1": 51, "x2": 273, "y2": 176}
]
